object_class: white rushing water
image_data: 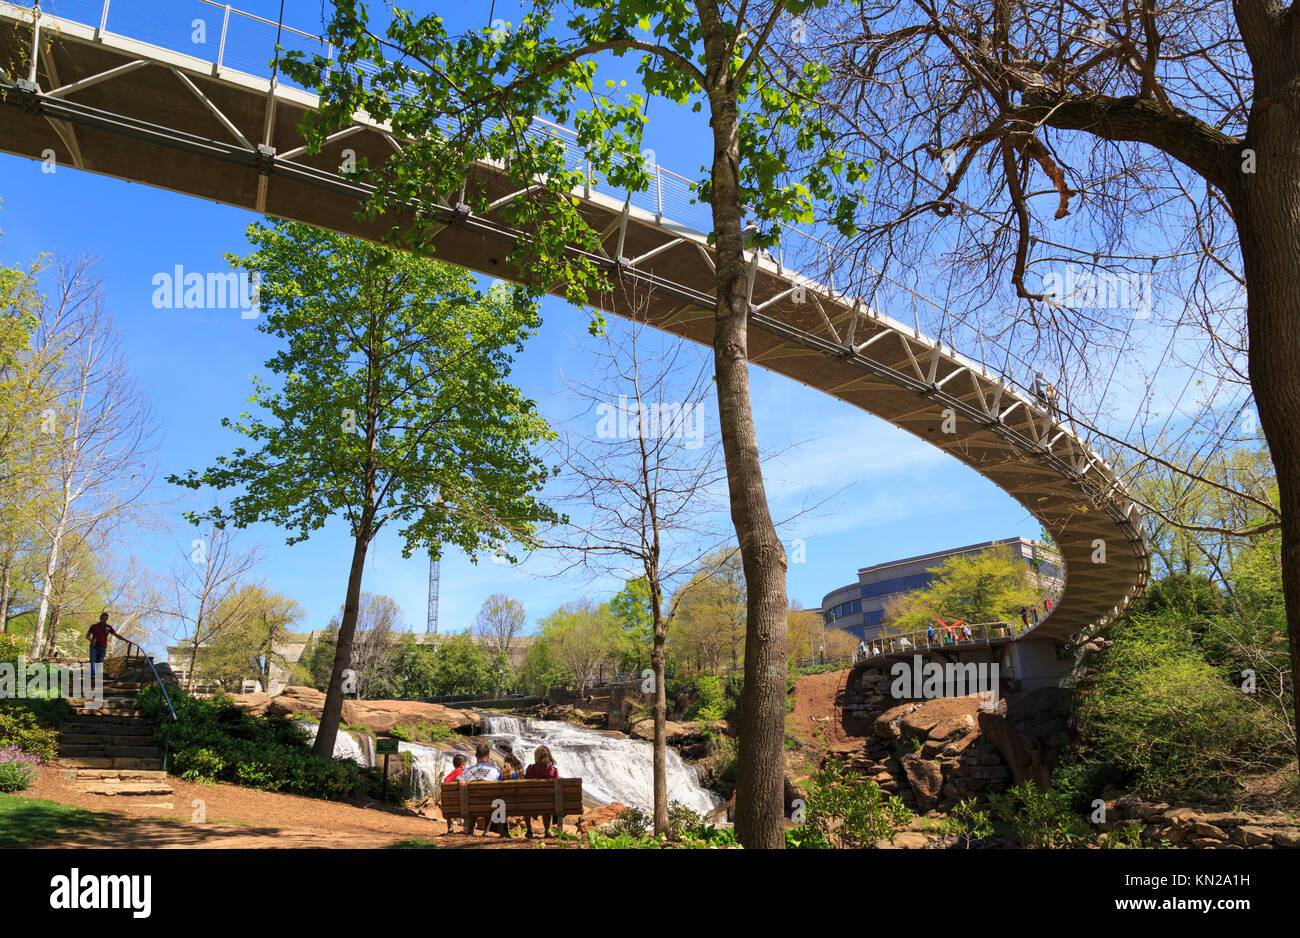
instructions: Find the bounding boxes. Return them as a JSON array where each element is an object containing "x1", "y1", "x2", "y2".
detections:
[
  {"x1": 294, "y1": 720, "x2": 373, "y2": 767},
  {"x1": 482, "y1": 715, "x2": 721, "y2": 816}
]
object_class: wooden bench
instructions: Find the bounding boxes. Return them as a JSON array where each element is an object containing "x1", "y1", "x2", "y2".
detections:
[{"x1": 439, "y1": 778, "x2": 583, "y2": 825}]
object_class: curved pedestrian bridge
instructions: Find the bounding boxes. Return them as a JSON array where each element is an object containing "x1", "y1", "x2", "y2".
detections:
[{"x1": 0, "y1": 0, "x2": 1149, "y2": 645}]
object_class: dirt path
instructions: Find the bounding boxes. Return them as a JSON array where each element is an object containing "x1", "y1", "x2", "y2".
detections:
[{"x1": 17, "y1": 766, "x2": 566, "y2": 849}]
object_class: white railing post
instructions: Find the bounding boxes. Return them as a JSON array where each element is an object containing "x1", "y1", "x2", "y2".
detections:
[
  {"x1": 325, "y1": 42, "x2": 333, "y2": 81},
  {"x1": 96, "y1": 0, "x2": 110, "y2": 41},
  {"x1": 216, "y1": 4, "x2": 231, "y2": 73},
  {"x1": 655, "y1": 164, "x2": 663, "y2": 222}
]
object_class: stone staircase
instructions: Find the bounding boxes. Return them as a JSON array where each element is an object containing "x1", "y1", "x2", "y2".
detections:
[{"x1": 55, "y1": 657, "x2": 175, "y2": 800}]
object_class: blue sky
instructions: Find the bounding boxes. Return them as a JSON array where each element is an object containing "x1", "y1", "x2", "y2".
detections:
[{"x1": 0, "y1": 0, "x2": 1093, "y2": 650}]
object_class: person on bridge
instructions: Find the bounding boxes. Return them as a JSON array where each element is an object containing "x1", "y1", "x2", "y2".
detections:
[
  {"x1": 525, "y1": 745, "x2": 560, "y2": 839},
  {"x1": 85, "y1": 613, "x2": 120, "y2": 681},
  {"x1": 926, "y1": 624, "x2": 936, "y2": 645},
  {"x1": 1044, "y1": 596, "x2": 1053, "y2": 613},
  {"x1": 1032, "y1": 606, "x2": 1040, "y2": 625}
]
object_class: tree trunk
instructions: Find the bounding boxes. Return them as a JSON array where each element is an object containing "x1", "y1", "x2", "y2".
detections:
[
  {"x1": 1230, "y1": 60, "x2": 1300, "y2": 768},
  {"x1": 29, "y1": 509, "x2": 68, "y2": 659},
  {"x1": 0, "y1": 555, "x2": 11, "y2": 634},
  {"x1": 700, "y1": 5, "x2": 790, "y2": 849},
  {"x1": 314, "y1": 522, "x2": 372, "y2": 759},
  {"x1": 651, "y1": 596, "x2": 668, "y2": 838}
]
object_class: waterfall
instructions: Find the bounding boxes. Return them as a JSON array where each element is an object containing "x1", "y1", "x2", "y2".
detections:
[
  {"x1": 400, "y1": 740, "x2": 474, "y2": 798},
  {"x1": 294, "y1": 720, "x2": 373, "y2": 767},
  {"x1": 481, "y1": 715, "x2": 721, "y2": 816}
]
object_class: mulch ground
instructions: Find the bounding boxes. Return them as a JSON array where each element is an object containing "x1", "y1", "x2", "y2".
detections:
[{"x1": 15, "y1": 766, "x2": 579, "y2": 849}]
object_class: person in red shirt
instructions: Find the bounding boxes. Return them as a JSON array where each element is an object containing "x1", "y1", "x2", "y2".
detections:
[
  {"x1": 85, "y1": 613, "x2": 119, "y2": 680},
  {"x1": 525, "y1": 745, "x2": 559, "y2": 838},
  {"x1": 442, "y1": 753, "x2": 467, "y2": 835}
]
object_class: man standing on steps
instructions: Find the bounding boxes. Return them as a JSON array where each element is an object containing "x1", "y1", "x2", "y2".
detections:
[{"x1": 85, "y1": 612, "x2": 120, "y2": 681}]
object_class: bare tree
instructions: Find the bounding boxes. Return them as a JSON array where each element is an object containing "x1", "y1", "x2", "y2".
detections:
[
  {"x1": 782, "y1": 0, "x2": 1300, "y2": 764},
  {"x1": 334, "y1": 592, "x2": 404, "y2": 699},
  {"x1": 473, "y1": 593, "x2": 526, "y2": 663},
  {"x1": 540, "y1": 293, "x2": 729, "y2": 836},
  {"x1": 25, "y1": 257, "x2": 159, "y2": 658},
  {"x1": 168, "y1": 520, "x2": 263, "y2": 691}
]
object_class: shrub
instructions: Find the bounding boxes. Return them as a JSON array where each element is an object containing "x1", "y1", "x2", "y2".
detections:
[
  {"x1": 607, "y1": 805, "x2": 651, "y2": 838},
  {"x1": 987, "y1": 781, "x2": 1093, "y2": 848},
  {"x1": 174, "y1": 748, "x2": 225, "y2": 783},
  {"x1": 797, "y1": 759, "x2": 914, "y2": 849},
  {"x1": 0, "y1": 706, "x2": 59, "y2": 763},
  {"x1": 667, "y1": 801, "x2": 707, "y2": 840},
  {"x1": 689, "y1": 676, "x2": 726, "y2": 722},
  {"x1": 943, "y1": 798, "x2": 994, "y2": 848},
  {"x1": 136, "y1": 686, "x2": 407, "y2": 803},
  {"x1": 0, "y1": 744, "x2": 41, "y2": 792}
]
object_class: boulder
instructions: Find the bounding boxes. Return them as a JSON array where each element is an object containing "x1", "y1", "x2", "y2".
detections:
[
  {"x1": 231, "y1": 685, "x2": 480, "y2": 733},
  {"x1": 629, "y1": 718, "x2": 699, "y2": 744},
  {"x1": 899, "y1": 753, "x2": 944, "y2": 813}
]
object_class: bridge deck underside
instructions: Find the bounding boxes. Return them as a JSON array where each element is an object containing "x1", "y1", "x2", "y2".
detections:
[{"x1": 0, "y1": 10, "x2": 1148, "y2": 641}]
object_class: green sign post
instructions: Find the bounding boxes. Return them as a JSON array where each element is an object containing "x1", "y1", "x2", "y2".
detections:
[{"x1": 377, "y1": 738, "x2": 399, "y2": 800}]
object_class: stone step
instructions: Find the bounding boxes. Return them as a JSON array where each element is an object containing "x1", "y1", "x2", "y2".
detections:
[
  {"x1": 67, "y1": 696, "x2": 138, "y2": 708},
  {"x1": 79, "y1": 782, "x2": 175, "y2": 797},
  {"x1": 73, "y1": 707, "x2": 140, "y2": 718},
  {"x1": 60, "y1": 733, "x2": 160, "y2": 747},
  {"x1": 60, "y1": 744, "x2": 161, "y2": 759},
  {"x1": 61, "y1": 722, "x2": 153, "y2": 737},
  {"x1": 57, "y1": 756, "x2": 164, "y2": 770},
  {"x1": 59, "y1": 767, "x2": 170, "y2": 781}
]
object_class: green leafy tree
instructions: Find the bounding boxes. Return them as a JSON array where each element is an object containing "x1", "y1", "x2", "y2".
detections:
[
  {"x1": 610, "y1": 577, "x2": 653, "y2": 673},
  {"x1": 282, "y1": 0, "x2": 872, "y2": 847},
  {"x1": 537, "y1": 599, "x2": 622, "y2": 695},
  {"x1": 429, "y1": 632, "x2": 492, "y2": 696},
  {"x1": 882, "y1": 545, "x2": 1046, "y2": 634},
  {"x1": 170, "y1": 220, "x2": 557, "y2": 757},
  {"x1": 200, "y1": 585, "x2": 304, "y2": 691}
]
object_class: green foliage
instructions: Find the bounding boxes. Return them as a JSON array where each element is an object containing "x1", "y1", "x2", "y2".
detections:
[
  {"x1": 883, "y1": 544, "x2": 1046, "y2": 633},
  {"x1": 280, "y1": 1, "x2": 871, "y2": 326},
  {"x1": 1071, "y1": 612, "x2": 1272, "y2": 799},
  {"x1": 798, "y1": 760, "x2": 914, "y2": 849},
  {"x1": 0, "y1": 706, "x2": 59, "y2": 763},
  {"x1": 610, "y1": 577, "x2": 653, "y2": 672},
  {"x1": 688, "y1": 674, "x2": 725, "y2": 721},
  {"x1": 1050, "y1": 761, "x2": 1135, "y2": 815},
  {"x1": 943, "y1": 798, "x2": 994, "y2": 848},
  {"x1": 607, "y1": 804, "x2": 652, "y2": 838},
  {"x1": 0, "y1": 791, "x2": 109, "y2": 848},
  {"x1": 987, "y1": 781, "x2": 1092, "y2": 848},
  {"x1": 137, "y1": 686, "x2": 407, "y2": 803}
]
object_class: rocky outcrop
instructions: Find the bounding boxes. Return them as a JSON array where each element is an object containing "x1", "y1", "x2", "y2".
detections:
[
  {"x1": 1101, "y1": 796, "x2": 1300, "y2": 849},
  {"x1": 231, "y1": 685, "x2": 480, "y2": 733}
]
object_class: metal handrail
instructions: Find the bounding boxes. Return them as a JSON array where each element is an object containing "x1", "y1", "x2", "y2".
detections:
[{"x1": 117, "y1": 636, "x2": 178, "y2": 771}]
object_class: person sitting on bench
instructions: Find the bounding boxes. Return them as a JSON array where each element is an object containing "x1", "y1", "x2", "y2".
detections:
[
  {"x1": 524, "y1": 745, "x2": 559, "y2": 839},
  {"x1": 441, "y1": 753, "x2": 467, "y2": 835},
  {"x1": 458, "y1": 743, "x2": 502, "y2": 836}
]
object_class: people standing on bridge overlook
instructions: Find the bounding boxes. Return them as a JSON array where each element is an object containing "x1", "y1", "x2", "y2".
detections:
[
  {"x1": 85, "y1": 613, "x2": 119, "y2": 680},
  {"x1": 1033, "y1": 371, "x2": 1061, "y2": 418}
]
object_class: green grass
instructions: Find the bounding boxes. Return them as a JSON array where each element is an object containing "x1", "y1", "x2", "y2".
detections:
[
  {"x1": 0, "y1": 792, "x2": 111, "y2": 848},
  {"x1": 388, "y1": 837, "x2": 440, "y2": 849}
]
